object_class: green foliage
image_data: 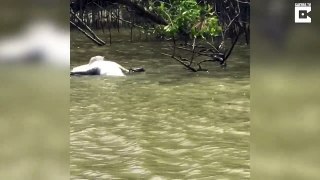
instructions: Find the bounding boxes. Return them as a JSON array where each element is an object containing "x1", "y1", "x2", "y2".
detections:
[{"x1": 152, "y1": 0, "x2": 221, "y2": 38}]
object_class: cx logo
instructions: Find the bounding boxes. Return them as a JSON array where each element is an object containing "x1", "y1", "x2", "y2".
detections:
[{"x1": 295, "y1": 3, "x2": 311, "y2": 23}]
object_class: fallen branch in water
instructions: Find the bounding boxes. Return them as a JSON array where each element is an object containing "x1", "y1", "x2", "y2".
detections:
[
  {"x1": 70, "y1": 9, "x2": 106, "y2": 46},
  {"x1": 162, "y1": 53, "x2": 197, "y2": 72},
  {"x1": 70, "y1": 21, "x2": 106, "y2": 46}
]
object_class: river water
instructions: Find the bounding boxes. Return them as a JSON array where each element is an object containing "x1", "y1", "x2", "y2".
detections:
[{"x1": 70, "y1": 32, "x2": 250, "y2": 179}]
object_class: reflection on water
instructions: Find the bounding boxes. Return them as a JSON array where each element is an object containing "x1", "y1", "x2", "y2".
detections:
[{"x1": 71, "y1": 32, "x2": 250, "y2": 179}]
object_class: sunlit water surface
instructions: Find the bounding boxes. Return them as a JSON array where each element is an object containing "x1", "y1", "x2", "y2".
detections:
[{"x1": 71, "y1": 32, "x2": 250, "y2": 179}]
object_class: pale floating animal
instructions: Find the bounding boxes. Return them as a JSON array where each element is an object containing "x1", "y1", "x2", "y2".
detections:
[
  {"x1": 0, "y1": 21, "x2": 69, "y2": 67},
  {"x1": 70, "y1": 56, "x2": 144, "y2": 77}
]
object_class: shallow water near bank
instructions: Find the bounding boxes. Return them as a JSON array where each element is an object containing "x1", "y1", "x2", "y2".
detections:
[{"x1": 70, "y1": 32, "x2": 250, "y2": 179}]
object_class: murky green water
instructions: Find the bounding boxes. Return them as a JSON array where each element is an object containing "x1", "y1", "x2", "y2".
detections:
[{"x1": 70, "y1": 32, "x2": 250, "y2": 179}]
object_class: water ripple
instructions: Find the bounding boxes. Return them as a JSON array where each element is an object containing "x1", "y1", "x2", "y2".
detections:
[{"x1": 71, "y1": 40, "x2": 249, "y2": 179}]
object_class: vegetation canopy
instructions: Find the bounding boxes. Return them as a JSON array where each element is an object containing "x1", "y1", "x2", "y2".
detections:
[
  {"x1": 70, "y1": 0, "x2": 250, "y2": 71},
  {"x1": 153, "y1": 0, "x2": 221, "y2": 37}
]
